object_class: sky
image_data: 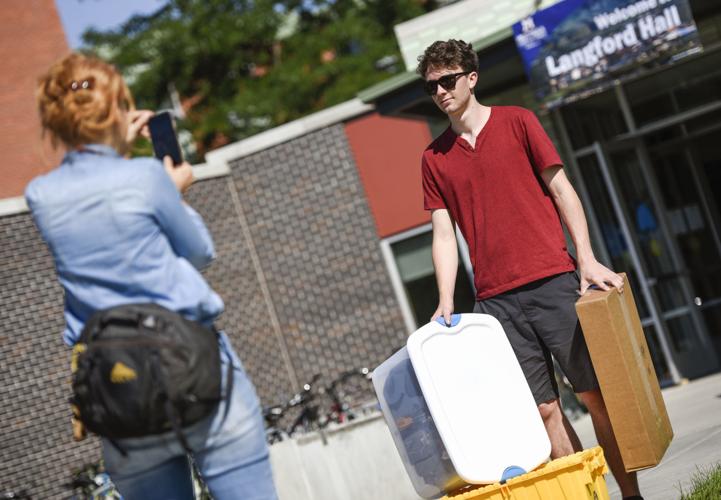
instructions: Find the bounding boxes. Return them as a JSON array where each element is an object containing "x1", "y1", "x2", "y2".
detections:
[{"x1": 55, "y1": 0, "x2": 166, "y2": 48}]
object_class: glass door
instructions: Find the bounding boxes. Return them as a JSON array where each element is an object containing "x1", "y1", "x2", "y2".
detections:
[
  {"x1": 574, "y1": 145, "x2": 676, "y2": 384},
  {"x1": 643, "y1": 121, "x2": 721, "y2": 364},
  {"x1": 575, "y1": 141, "x2": 719, "y2": 382}
]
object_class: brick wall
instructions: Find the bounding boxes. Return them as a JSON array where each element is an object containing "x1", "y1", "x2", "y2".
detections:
[
  {"x1": 0, "y1": 213, "x2": 100, "y2": 498},
  {"x1": 227, "y1": 124, "x2": 408, "y2": 390},
  {"x1": 184, "y1": 176, "x2": 297, "y2": 404},
  {"x1": 0, "y1": 124, "x2": 407, "y2": 497}
]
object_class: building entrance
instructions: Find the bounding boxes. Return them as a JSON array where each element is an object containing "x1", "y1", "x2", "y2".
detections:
[
  {"x1": 643, "y1": 121, "x2": 721, "y2": 365},
  {"x1": 555, "y1": 46, "x2": 721, "y2": 382}
]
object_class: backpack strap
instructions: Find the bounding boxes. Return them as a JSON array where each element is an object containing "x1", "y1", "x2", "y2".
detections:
[
  {"x1": 164, "y1": 397, "x2": 194, "y2": 454},
  {"x1": 147, "y1": 350, "x2": 195, "y2": 454},
  {"x1": 158, "y1": 344, "x2": 232, "y2": 455},
  {"x1": 178, "y1": 328, "x2": 233, "y2": 424},
  {"x1": 146, "y1": 325, "x2": 232, "y2": 456},
  {"x1": 107, "y1": 436, "x2": 129, "y2": 457}
]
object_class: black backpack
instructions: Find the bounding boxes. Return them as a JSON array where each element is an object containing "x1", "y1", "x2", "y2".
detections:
[{"x1": 71, "y1": 303, "x2": 229, "y2": 453}]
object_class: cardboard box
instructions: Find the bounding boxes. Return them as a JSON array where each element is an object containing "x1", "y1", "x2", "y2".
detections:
[{"x1": 575, "y1": 273, "x2": 673, "y2": 472}]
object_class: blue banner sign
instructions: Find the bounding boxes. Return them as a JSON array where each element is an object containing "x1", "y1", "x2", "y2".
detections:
[{"x1": 512, "y1": 0, "x2": 701, "y2": 107}]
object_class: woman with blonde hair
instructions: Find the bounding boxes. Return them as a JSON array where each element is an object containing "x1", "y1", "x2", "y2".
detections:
[{"x1": 27, "y1": 52, "x2": 278, "y2": 500}]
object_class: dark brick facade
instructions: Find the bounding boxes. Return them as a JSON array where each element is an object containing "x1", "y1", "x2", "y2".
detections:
[
  {"x1": 0, "y1": 123, "x2": 408, "y2": 497},
  {"x1": 185, "y1": 176, "x2": 297, "y2": 404},
  {"x1": 0, "y1": 213, "x2": 101, "y2": 498},
  {"x1": 227, "y1": 124, "x2": 408, "y2": 391}
]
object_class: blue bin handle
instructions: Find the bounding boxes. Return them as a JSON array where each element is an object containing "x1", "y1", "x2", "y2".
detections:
[
  {"x1": 435, "y1": 314, "x2": 461, "y2": 327},
  {"x1": 500, "y1": 465, "x2": 526, "y2": 483}
]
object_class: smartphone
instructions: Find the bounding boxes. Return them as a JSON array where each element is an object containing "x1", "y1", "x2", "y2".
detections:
[{"x1": 148, "y1": 111, "x2": 183, "y2": 166}]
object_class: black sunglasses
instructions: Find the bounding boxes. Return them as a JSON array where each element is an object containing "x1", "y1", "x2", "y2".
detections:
[{"x1": 423, "y1": 71, "x2": 471, "y2": 96}]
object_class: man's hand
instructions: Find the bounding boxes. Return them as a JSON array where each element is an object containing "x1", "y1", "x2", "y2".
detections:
[
  {"x1": 163, "y1": 156, "x2": 194, "y2": 194},
  {"x1": 578, "y1": 259, "x2": 623, "y2": 295},
  {"x1": 431, "y1": 298, "x2": 454, "y2": 326}
]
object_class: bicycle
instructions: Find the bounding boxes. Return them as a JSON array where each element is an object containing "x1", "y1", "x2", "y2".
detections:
[
  {"x1": 189, "y1": 456, "x2": 212, "y2": 500},
  {"x1": 262, "y1": 368, "x2": 379, "y2": 445},
  {"x1": 262, "y1": 403, "x2": 288, "y2": 444},
  {"x1": 262, "y1": 374, "x2": 330, "y2": 444},
  {"x1": 67, "y1": 463, "x2": 122, "y2": 500},
  {"x1": 325, "y1": 367, "x2": 377, "y2": 424},
  {"x1": 68, "y1": 459, "x2": 210, "y2": 499},
  {"x1": 285, "y1": 374, "x2": 333, "y2": 438}
]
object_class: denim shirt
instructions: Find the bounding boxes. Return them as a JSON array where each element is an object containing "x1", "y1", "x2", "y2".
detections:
[{"x1": 25, "y1": 145, "x2": 224, "y2": 345}]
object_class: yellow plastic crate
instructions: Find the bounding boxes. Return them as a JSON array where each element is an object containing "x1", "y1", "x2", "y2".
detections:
[{"x1": 442, "y1": 447, "x2": 609, "y2": 500}]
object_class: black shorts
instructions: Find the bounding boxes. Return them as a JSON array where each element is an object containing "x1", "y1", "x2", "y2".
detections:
[{"x1": 474, "y1": 271, "x2": 599, "y2": 405}]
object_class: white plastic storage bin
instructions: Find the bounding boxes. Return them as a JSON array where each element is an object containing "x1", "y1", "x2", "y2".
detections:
[
  {"x1": 373, "y1": 314, "x2": 551, "y2": 498},
  {"x1": 373, "y1": 347, "x2": 467, "y2": 499}
]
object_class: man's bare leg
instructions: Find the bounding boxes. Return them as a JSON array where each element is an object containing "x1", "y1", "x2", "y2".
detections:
[
  {"x1": 578, "y1": 389, "x2": 641, "y2": 498},
  {"x1": 538, "y1": 398, "x2": 583, "y2": 458}
]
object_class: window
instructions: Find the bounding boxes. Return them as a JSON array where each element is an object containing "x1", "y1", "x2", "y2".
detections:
[{"x1": 381, "y1": 225, "x2": 476, "y2": 331}]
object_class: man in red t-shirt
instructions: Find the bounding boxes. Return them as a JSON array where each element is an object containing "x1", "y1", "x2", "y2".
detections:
[{"x1": 418, "y1": 40, "x2": 642, "y2": 499}]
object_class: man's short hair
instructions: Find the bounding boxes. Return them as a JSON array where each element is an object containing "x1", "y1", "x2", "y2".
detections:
[{"x1": 416, "y1": 39, "x2": 478, "y2": 78}]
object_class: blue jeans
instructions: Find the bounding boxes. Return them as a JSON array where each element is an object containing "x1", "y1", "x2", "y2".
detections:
[{"x1": 102, "y1": 332, "x2": 278, "y2": 500}]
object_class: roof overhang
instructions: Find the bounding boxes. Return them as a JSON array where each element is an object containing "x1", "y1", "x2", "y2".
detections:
[{"x1": 359, "y1": 27, "x2": 527, "y2": 119}]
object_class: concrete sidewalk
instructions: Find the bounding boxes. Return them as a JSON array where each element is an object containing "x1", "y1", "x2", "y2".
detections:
[{"x1": 574, "y1": 372, "x2": 721, "y2": 500}]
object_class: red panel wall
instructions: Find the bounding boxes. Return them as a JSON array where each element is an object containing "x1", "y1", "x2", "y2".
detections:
[
  {"x1": 345, "y1": 113, "x2": 432, "y2": 238},
  {"x1": 0, "y1": 0, "x2": 68, "y2": 199}
]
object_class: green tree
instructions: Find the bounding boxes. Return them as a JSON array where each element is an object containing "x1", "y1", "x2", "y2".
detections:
[{"x1": 82, "y1": 0, "x2": 438, "y2": 157}]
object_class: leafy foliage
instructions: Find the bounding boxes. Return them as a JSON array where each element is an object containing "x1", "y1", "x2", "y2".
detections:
[{"x1": 81, "y1": 0, "x2": 439, "y2": 158}]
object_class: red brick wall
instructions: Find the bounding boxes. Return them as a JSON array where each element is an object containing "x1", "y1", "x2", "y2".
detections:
[
  {"x1": 345, "y1": 112, "x2": 432, "y2": 238},
  {"x1": 0, "y1": 0, "x2": 69, "y2": 199}
]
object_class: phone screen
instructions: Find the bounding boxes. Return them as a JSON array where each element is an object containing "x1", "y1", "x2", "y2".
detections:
[{"x1": 148, "y1": 112, "x2": 183, "y2": 166}]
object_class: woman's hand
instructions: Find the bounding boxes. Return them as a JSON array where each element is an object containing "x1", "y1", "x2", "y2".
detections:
[
  {"x1": 163, "y1": 156, "x2": 194, "y2": 194},
  {"x1": 125, "y1": 109, "x2": 154, "y2": 146}
]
